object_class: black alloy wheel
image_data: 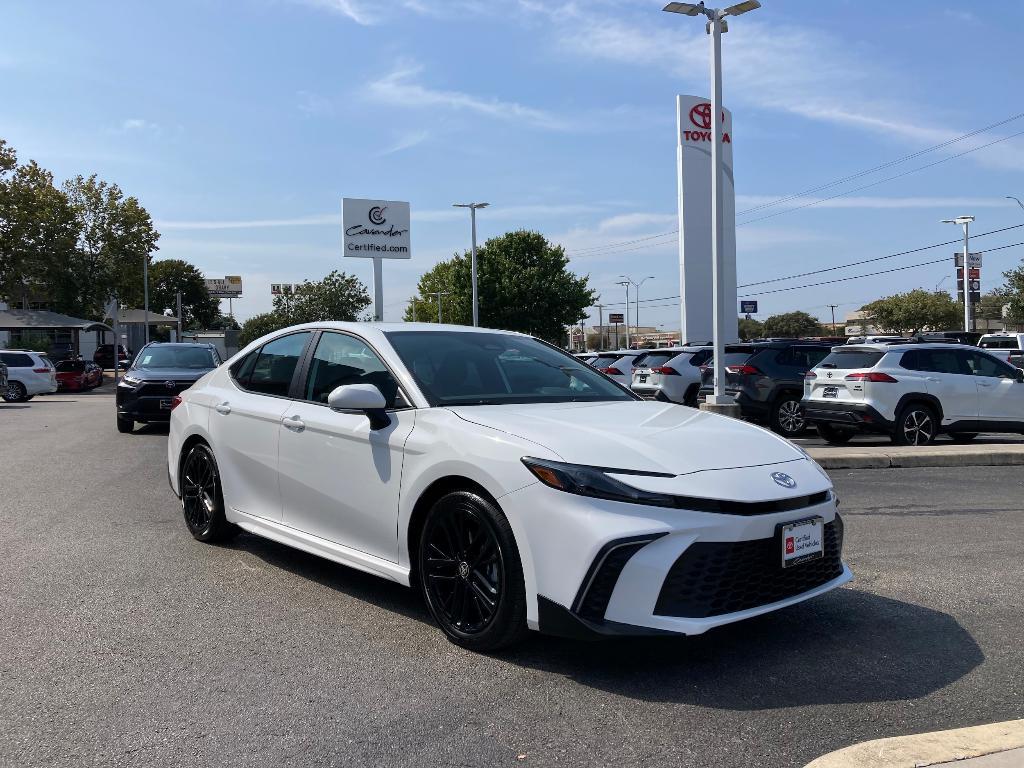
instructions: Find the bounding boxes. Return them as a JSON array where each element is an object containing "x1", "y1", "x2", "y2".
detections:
[
  {"x1": 771, "y1": 395, "x2": 806, "y2": 436},
  {"x1": 893, "y1": 403, "x2": 937, "y2": 446},
  {"x1": 180, "y1": 444, "x2": 237, "y2": 543},
  {"x1": 418, "y1": 490, "x2": 527, "y2": 651}
]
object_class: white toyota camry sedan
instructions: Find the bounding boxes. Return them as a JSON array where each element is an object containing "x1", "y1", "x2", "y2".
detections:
[{"x1": 167, "y1": 323, "x2": 851, "y2": 651}]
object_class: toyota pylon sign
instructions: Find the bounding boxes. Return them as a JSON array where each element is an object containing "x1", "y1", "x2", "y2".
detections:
[{"x1": 342, "y1": 198, "x2": 411, "y2": 259}]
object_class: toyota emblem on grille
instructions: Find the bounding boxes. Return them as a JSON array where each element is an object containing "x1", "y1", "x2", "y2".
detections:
[
  {"x1": 771, "y1": 472, "x2": 797, "y2": 489},
  {"x1": 165, "y1": 381, "x2": 176, "y2": 390},
  {"x1": 826, "y1": 371, "x2": 833, "y2": 378}
]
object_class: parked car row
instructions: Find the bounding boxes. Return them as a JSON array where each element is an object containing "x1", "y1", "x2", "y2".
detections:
[
  {"x1": 0, "y1": 350, "x2": 58, "y2": 403},
  {"x1": 55, "y1": 359, "x2": 104, "y2": 391}
]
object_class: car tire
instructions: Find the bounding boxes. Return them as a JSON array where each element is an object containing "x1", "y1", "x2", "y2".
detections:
[
  {"x1": 180, "y1": 444, "x2": 238, "y2": 543},
  {"x1": 892, "y1": 402, "x2": 937, "y2": 446},
  {"x1": 770, "y1": 394, "x2": 806, "y2": 437},
  {"x1": 683, "y1": 384, "x2": 699, "y2": 408},
  {"x1": 2, "y1": 381, "x2": 27, "y2": 403},
  {"x1": 949, "y1": 432, "x2": 978, "y2": 443},
  {"x1": 418, "y1": 490, "x2": 528, "y2": 652},
  {"x1": 816, "y1": 423, "x2": 855, "y2": 445},
  {"x1": 116, "y1": 416, "x2": 134, "y2": 433}
]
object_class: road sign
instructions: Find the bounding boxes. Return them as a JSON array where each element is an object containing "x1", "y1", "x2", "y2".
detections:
[
  {"x1": 205, "y1": 276, "x2": 243, "y2": 298},
  {"x1": 740, "y1": 300, "x2": 758, "y2": 314},
  {"x1": 270, "y1": 283, "x2": 295, "y2": 296},
  {"x1": 343, "y1": 198, "x2": 411, "y2": 259},
  {"x1": 957, "y1": 279, "x2": 982, "y2": 292},
  {"x1": 958, "y1": 290, "x2": 982, "y2": 304},
  {"x1": 956, "y1": 267, "x2": 981, "y2": 280},
  {"x1": 609, "y1": 313, "x2": 625, "y2": 324},
  {"x1": 954, "y1": 252, "x2": 983, "y2": 268}
]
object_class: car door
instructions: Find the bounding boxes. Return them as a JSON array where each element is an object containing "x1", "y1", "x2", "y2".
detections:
[
  {"x1": 277, "y1": 331, "x2": 416, "y2": 562},
  {"x1": 964, "y1": 351, "x2": 1024, "y2": 425},
  {"x1": 208, "y1": 331, "x2": 312, "y2": 522},
  {"x1": 917, "y1": 349, "x2": 978, "y2": 422}
]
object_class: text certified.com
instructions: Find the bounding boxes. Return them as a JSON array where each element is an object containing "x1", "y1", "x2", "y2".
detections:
[{"x1": 346, "y1": 242, "x2": 409, "y2": 254}]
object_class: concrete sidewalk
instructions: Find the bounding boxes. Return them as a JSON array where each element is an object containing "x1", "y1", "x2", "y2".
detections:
[
  {"x1": 806, "y1": 442, "x2": 1024, "y2": 470},
  {"x1": 805, "y1": 720, "x2": 1024, "y2": 768}
]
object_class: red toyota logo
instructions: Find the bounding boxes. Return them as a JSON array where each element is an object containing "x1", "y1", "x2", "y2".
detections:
[{"x1": 689, "y1": 103, "x2": 712, "y2": 129}]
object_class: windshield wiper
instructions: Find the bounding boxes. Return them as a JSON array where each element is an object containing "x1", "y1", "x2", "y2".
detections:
[{"x1": 441, "y1": 398, "x2": 503, "y2": 406}]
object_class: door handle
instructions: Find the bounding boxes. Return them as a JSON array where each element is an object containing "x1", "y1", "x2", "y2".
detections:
[
  {"x1": 283, "y1": 415, "x2": 305, "y2": 432},
  {"x1": 215, "y1": 402, "x2": 231, "y2": 415},
  {"x1": 978, "y1": 382, "x2": 992, "y2": 387},
  {"x1": 926, "y1": 377, "x2": 940, "y2": 383}
]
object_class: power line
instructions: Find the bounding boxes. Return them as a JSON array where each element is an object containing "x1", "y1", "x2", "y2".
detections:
[
  {"x1": 737, "y1": 113, "x2": 1024, "y2": 216},
  {"x1": 737, "y1": 129, "x2": 1024, "y2": 227},
  {"x1": 566, "y1": 230, "x2": 677, "y2": 256}
]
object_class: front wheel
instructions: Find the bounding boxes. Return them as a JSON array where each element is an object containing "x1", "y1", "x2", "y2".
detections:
[
  {"x1": 770, "y1": 395, "x2": 806, "y2": 437},
  {"x1": 180, "y1": 444, "x2": 238, "y2": 543},
  {"x1": 892, "y1": 403, "x2": 937, "y2": 446},
  {"x1": 116, "y1": 416, "x2": 134, "y2": 433},
  {"x1": 816, "y1": 423, "x2": 855, "y2": 445},
  {"x1": 2, "y1": 381, "x2": 27, "y2": 403},
  {"x1": 418, "y1": 490, "x2": 527, "y2": 652}
]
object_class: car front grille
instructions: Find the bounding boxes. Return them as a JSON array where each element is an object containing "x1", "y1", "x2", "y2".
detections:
[
  {"x1": 654, "y1": 515, "x2": 844, "y2": 618},
  {"x1": 137, "y1": 380, "x2": 195, "y2": 396}
]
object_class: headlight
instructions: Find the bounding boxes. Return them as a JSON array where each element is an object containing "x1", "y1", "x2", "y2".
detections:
[
  {"x1": 120, "y1": 374, "x2": 141, "y2": 386},
  {"x1": 521, "y1": 457, "x2": 676, "y2": 507}
]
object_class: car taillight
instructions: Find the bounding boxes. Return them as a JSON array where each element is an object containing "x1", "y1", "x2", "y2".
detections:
[
  {"x1": 170, "y1": 396, "x2": 183, "y2": 410},
  {"x1": 726, "y1": 364, "x2": 761, "y2": 375},
  {"x1": 602, "y1": 367, "x2": 623, "y2": 376},
  {"x1": 804, "y1": 371, "x2": 817, "y2": 379},
  {"x1": 845, "y1": 372, "x2": 898, "y2": 383},
  {"x1": 652, "y1": 366, "x2": 678, "y2": 375},
  {"x1": 33, "y1": 368, "x2": 49, "y2": 373},
  {"x1": 699, "y1": 365, "x2": 710, "y2": 373}
]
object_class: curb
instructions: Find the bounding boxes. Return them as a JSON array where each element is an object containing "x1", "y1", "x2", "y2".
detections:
[
  {"x1": 804, "y1": 719, "x2": 1024, "y2": 768},
  {"x1": 807, "y1": 448, "x2": 1024, "y2": 470}
]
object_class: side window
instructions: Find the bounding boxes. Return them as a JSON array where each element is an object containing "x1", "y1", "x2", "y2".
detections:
[
  {"x1": 230, "y1": 350, "x2": 259, "y2": 387},
  {"x1": 966, "y1": 352, "x2": 1016, "y2": 379},
  {"x1": 0, "y1": 353, "x2": 33, "y2": 368},
  {"x1": 920, "y1": 350, "x2": 968, "y2": 375},
  {"x1": 900, "y1": 350, "x2": 921, "y2": 370},
  {"x1": 304, "y1": 332, "x2": 405, "y2": 408},
  {"x1": 689, "y1": 349, "x2": 713, "y2": 367},
  {"x1": 246, "y1": 332, "x2": 311, "y2": 397}
]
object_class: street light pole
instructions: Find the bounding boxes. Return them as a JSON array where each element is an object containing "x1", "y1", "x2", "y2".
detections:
[
  {"x1": 828, "y1": 304, "x2": 839, "y2": 335},
  {"x1": 143, "y1": 255, "x2": 150, "y2": 345},
  {"x1": 942, "y1": 215, "x2": 975, "y2": 334},
  {"x1": 1008, "y1": 196, "x2": 1024, "y2": 212},
  {"x1": 616, "y1": 280, "x2": 631, "y2": 349},
  {"x1": 428, "y1": 291, "x2": 451, "y2": 323},
  {"x1": 453, "y1": 202, "x2": 489, "y2": 326},
  {"x1": 664, "y1": 0, "x2": 759, "y2": 405}
]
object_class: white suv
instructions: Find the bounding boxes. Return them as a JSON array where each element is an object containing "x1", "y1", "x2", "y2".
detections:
[
  {"x1": 802, "y1": 343, "x2": 1024, "y2": 445},
  {"x1": 1, "y1": 350, "x2": 58, "y2": 402},
  {"x1": 630, "y1": 346, "x2": 712, "y2": 405}
]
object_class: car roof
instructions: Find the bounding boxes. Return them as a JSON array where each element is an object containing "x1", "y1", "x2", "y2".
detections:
[
  {"x1": 141, "y1": 341, "x2": 216, "y2": 348},
  {"x1": 1, "y1": 349, "x2": 43, "y2": 355},
  {"x1": 838, "y1": 342, "x2": 982, "y2": 352}
]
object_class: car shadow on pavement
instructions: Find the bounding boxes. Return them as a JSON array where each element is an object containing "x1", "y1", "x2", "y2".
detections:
[{"x1": 502, "y1": 587, "x2": 984, "y2": 709}]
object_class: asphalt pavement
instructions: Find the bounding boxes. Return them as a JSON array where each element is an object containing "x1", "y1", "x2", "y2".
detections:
[{"x1": 2, "y1": 389, "x2": 1023, "y2": 768}]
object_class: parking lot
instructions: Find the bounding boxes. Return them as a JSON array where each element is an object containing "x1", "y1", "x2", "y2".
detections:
[{"x1": 2, "y1": 388, "x2": 1023, "y2": 767}]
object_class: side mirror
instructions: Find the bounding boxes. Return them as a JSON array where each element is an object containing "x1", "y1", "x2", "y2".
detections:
[
  {"x1": 327, "y1": 384, "x2": 391, "y2": 430},
  {"x1": 1015, "y1": 368, "x2": 1024, "y2": 383}
]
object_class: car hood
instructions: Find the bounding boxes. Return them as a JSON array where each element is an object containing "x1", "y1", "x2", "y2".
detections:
[
  {"x1": 448, "y1": 400, "x2": 805, "y2": 475},
  {"x1": 129, "y1": 367, "x2": 212, "y2": 381}
]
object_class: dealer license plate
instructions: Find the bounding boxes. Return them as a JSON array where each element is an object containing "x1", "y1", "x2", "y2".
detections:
[
  {"x1": 638, "y1": 374, "x2": 648, "y2": 383},
  {"x1": 159, "y1": 399, "x2": 173, "y2": 409},
  {"x1": 780, "y1": 516, "x2": 824, "y2": 567},
  {"x1": 822, "y1": 386, "x2": 839, "y2": 398}
]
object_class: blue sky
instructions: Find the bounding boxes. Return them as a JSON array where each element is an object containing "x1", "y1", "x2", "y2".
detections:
[{"x1": 3, "y1": 0, "x2": 1024, "y2": 330}]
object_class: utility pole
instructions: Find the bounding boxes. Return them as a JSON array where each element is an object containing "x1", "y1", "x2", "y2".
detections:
[
  {"x1": 143, "y1": 255, "x2": 150, "y2": 345},
  {"x1": 828, "y1": 304, "x2": 839, "y2": 335},
  {"x1": 428, "y1": 291, "x2": 451, "y2": 323},
  {"x1": 176, "y1": 292, "x2": 183, "y2": 341},
  {"x1": 453, "y1": 202, "x2": 489, "y2": 326},
  {"x1": 616, "y1": 281, "x2": 631, "y2": 349},
  {"x1": 595, "y1": 303, "x2": 606, "y2": 350}
]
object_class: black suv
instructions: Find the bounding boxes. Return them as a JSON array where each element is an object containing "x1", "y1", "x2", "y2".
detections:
[
  {"x1": 700, "y1": 340, "x2": 836, "y2": 437},
  {"x1": 94, "y1": 344, "x2": 134, "y2": 370},
  {"x1": 116, "y1": 343, "x2": 221, "y2": 433}
]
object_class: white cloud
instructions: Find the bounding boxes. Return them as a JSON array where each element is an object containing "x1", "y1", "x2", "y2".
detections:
[
  {"x1": 119, "y1": 118, "x2": 159, "y2": 133},
  {"x1": 299, "y1": 0, "x2": 375, "y2": 25},
  {"x1": 377, "y1": 129, "x2": 430, "y2": 156},
  {"x1": 366, "y1": 62, "x2": 570, "y2": 131},
  {"x1": 296, "y1": 90, "x2": 333, "y2": 116},
  {"x1": 737, "y1": 195, "x2": 1020, "y2": 214}
]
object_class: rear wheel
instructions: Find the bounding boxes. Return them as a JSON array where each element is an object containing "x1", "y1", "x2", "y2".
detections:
[
  {"x1": 418, "y1": 490, "x2": 527, "y2": 652},
  {"x1": 180, "y1": 444, "x2": 238, "y2": 543},
  {"x1": 770, "y1": 394, "x2": 806, "y2": 437},
  {"x1": 892, "y1": 403, "x2": 937, "y2": 446},
  {"x1": 949, "y1": 432, "x2": 978, "y2": 443},
  {"x1": 816, "y1": 423, "x2": 855, "y2": 445},
  {"x1": 682, "y1": 384, "x2": 699, "y2": 407},
  {"x1": 2, "y1": 381, "x2": 27, "y2": 403}
]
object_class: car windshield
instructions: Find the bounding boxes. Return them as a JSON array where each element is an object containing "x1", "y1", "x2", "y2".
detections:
[
  {"x1": 590, "y1": 354, "x2": 626, "y2": 368},
  {"x1": 56, "y1": 361, "x2": 85, "y2": 372},
  {"x1": 818, "y1": 349, "x2": 885, "y2": 369},
  {"x1": 980, "y1": 338, "x2": 1020, "y2": 349},
  {"x1": 385, "y1": 331, "x2": 635, "y2": 406},
  {"x1": 133, "y1": 347, "x2": 217, "y2": 370}
]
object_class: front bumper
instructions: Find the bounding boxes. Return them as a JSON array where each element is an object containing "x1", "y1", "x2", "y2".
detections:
[
  {"x1": 502, "y1": 459, "x2": 851, "y2": 637},
  {"x1": 802, "y1": 399, "x2": 893, "y2": 432}
]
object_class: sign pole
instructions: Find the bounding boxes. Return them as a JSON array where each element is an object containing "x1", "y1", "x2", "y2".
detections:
[
  {"x1": 176, "y1": 292, "x2": 182, "y2": 341},
  {"x1": 373, "y1": 257, "x2": 384, "y2": 322},
  {"x1": 709, "y1": 10, "x2": 731, "y2": 405},
  {"x1": 962, "y1": 221, "x2": 972, "y2": 333}
]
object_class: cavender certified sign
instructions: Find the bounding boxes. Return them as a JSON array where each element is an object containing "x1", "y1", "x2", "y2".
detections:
[{"x1": 343, "y1": 198, "x2": 411, "y2": 259}]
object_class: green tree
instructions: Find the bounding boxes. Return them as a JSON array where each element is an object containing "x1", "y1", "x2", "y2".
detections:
[
  {"x1": 208, "y1": 312, "x2": 241, "y2": 331},
  {"x1": 762, "y1": 311, "x2": 823, "y2": 338},
  {"x1": 273, "y1": 270, "x2": 371, "y2": 324},
  {"x1": 999, "y1": 263, "x2": 1024, "y2": 329},
  {"x1": 238, "y1": 312, "x2": 284, "y2": 347},
  {"x1": 860, "y1": 289, "x2": 961, "y2": 335},
  {"x1": 61, "y1": 174, "x2": 160, "y2": 318},
  {"x1": 738, "y1": 316, "x2": 764, "y2": 340},
  {"x1": 0, "y1": 140, "x2": 78, "y2": 308},
  {"x1": 403, "y1": 230, "x2": 595, "y2": 341},
  {"x1": 148, "y1": 259, "x2": 219, "y2": 329}
]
